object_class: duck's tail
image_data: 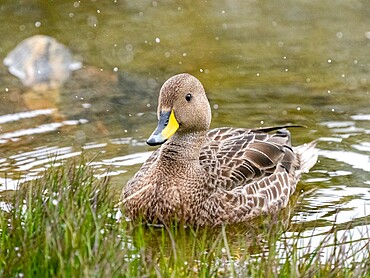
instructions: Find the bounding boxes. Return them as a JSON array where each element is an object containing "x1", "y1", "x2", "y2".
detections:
[{"x1": 293, "y1": 140, "x2": 318, "y2": 173}]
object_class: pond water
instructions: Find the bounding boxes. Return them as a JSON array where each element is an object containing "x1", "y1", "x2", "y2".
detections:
[{"x1": 0, "y1": 0, "x2": 369, "y2": 267}]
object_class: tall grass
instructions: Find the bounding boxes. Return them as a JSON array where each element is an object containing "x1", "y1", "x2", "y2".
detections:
[
  {"x1": 0, "y1": 161, "x2": 369, "y2": 277},
  {"x1": 0, "y1": 162, "x2": 128, "y2": 277}
]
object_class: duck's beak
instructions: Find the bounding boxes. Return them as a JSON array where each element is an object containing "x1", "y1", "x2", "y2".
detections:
[{"x1": 147, "y1": 109, "x2": 179, "y2": 146}]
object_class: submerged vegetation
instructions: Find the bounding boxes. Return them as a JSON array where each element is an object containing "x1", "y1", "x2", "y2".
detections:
[{"x1": 0, "y1": 161, "x2": 369, "y2": 277}]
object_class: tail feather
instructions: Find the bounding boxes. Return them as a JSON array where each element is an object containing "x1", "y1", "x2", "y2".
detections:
[{"x1": 293, "y1": 140, "x2": 318, "y2": 173}]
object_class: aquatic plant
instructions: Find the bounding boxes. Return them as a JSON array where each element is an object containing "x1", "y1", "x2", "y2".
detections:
[{"x1": 0, "y1": 161, "x2": 369, "y2": 277}]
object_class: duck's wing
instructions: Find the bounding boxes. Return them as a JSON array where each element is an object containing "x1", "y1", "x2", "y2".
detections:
[{"x1": 200, "y1": 127, "x2": 298, "y2": 191}]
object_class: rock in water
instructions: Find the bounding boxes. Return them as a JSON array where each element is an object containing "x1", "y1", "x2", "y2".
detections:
[{"x1": 3, "y1": 35, "x2": 82, "y2": 88}]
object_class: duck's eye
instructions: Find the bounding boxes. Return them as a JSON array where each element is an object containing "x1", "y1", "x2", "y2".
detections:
[{"x1": 185, "y1": 93, "x2": 192, "y2": 102}]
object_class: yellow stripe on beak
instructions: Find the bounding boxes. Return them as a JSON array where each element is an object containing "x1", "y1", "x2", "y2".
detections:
[{"x1": 146, "y1": 110, "x2": 179, "y2": 146}]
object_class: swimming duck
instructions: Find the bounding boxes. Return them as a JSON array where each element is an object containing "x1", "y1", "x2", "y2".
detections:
[{"x1": 122, "y1": 73, "x2": 317, "y2": 226}]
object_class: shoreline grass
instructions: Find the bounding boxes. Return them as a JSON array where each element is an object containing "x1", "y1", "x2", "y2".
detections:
[{"x1": 0, "y1": 161, "x2": 369, "y2": 277}]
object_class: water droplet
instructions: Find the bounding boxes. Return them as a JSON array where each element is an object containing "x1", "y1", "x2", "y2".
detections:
[
  {"x1": 82, "y1": 103, "x2": 91, "y2": 109},
  {"x1": 35, "y1": 21, "x2": 41, "y2": 28},
  {"x1": 87, "y1": 15, "x2": 98, "y2": 27},
  {"x1": 327, "y1": 59, "x2": 332, "y2": 63},
  {"x1": 155, "y1": 37, "x2": 160, "y2": 43},
  {"x1": 125, "y1": 44, "x2": 133, "y2": 51}
]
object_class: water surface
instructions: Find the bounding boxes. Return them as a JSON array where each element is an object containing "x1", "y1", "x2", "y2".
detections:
[{"x1": 0, "y1": 0, "x2": 369, "y2": 267}]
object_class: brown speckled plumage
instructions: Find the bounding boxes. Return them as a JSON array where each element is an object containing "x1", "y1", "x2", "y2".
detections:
[{"x1": 122, "y1": 73, "x2": 318, "y2": 226}]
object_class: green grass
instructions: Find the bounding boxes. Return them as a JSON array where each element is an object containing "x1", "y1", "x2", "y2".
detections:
[{"x1": 0, "y1": 161, "x2": 369, "y2": 277}]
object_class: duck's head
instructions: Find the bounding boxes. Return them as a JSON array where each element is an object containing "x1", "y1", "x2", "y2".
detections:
[{"x1": 147, "y1": 73, "x2": 211, "y2": 146}]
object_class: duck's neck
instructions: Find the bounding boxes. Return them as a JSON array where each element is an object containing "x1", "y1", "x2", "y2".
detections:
[{"x1": 159, "y1": 131, "x2": 207, "y2": 164}]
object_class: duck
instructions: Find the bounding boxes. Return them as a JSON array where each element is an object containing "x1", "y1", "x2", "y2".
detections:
[{"x1": 121, "y1": 73, "x2": 318, "y2": 226}]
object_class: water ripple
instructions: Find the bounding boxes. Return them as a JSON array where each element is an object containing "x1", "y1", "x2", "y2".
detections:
[
  {"x1": 319, "y1": 149, "x2": 370, "y2": 172},
  {"x1": 0, "y1": 109, "x2": 55, "y2": 124}
]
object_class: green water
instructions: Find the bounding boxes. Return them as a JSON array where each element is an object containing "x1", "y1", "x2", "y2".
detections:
[{"x1": 0, "y1": 0, "x2": 369, "y2": 266}]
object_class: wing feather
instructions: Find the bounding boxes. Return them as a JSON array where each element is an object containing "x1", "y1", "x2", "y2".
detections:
[{"x1": 201, "y1": 127, "x2": 295, "y2": 192}]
